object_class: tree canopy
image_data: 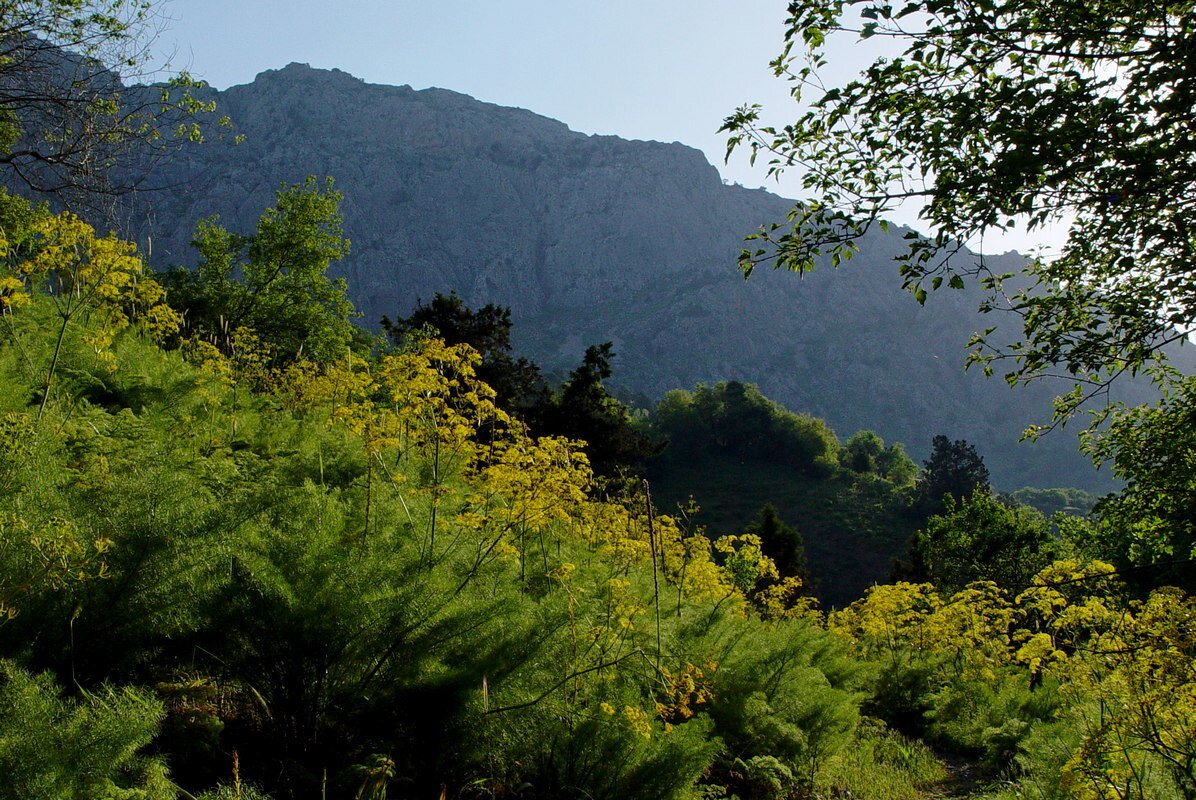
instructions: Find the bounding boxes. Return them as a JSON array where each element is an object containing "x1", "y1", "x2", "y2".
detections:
[
  {"x1": 1080, "y1": 375, "x2": 1196, "y2": 591},
  {"x1": 741, "y1": 503, "x2": 812, "y2": 590},
  {"x1": 161, "y1": 177, "x2": 358, "y2": 368},
  {"x1": 545, "y1": 341, "x2": 662, "y2": 482},
  {"x1": 382, "y1": 291, "x2": 550, "y2": 420},
  {"x1": 902, "y1": 493, "x2": 1057, "y2": 591},
  {"x1": 726, "y1": 0, "x2": 1196, "y2": 585},
  {"x1": 0, "y1": 1, "x2": 223, "y2": 209},
  {"x1": 722, "y1": 0, "x2": 1196, "y2": 415},
  {"x1": 912, "y1": 435, "x2": 990, "y2": 516},
  {"x1": 653, "y1": 381, "x2": 841, "y2": 477},
  {"x1": 840, "y1": 429, "x2": 917, "y2": 484},
  {"x1": 384, "y1": 295, "x2": 657, "y2": 482}
]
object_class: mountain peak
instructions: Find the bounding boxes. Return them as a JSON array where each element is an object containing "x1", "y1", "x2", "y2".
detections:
[{"x1": 253, "y1": 62, "x2": 366, "y2": 87}]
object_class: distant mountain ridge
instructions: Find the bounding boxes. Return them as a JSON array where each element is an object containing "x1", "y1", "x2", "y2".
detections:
[{"x1": 112, "y1": 63, "x2": 1145, "y2": 490}]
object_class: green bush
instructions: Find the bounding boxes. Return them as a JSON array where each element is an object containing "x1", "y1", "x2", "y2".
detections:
[
  {"x1": 465, "y1": 688, "x2": 719, "y2": 800},
  {"x1": 704, "y1": 618, "x2": 861, "y2": 789},
  {"x1": 924, "y1": 673, "x2": 1062, "y2": 772},
  {"x1": 0, "y1": 662, "x2": 171, "y2": 800}
]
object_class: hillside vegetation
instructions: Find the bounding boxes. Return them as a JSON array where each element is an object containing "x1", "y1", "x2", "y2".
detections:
[
  {"x1": 647, "y1": 382, "x2": 921, "y2": 607},
  {"x1": 1, "y1": 187, "x2": 1194, "y2": 800}
]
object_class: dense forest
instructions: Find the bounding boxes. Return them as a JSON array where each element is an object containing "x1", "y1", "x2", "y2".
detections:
[{"x1": 2, "y1": 2, "x2": 1195, "y2": 800}]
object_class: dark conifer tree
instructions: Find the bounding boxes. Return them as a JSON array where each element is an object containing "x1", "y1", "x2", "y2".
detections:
[
  {"x1": 742, "y1": 503, "x2": 812, "y2": 591},
  {"x1": 382, "y1": 292, "x2": 551, "y2": 423},
  {"x1": 545, "y1": 342, "x2": 663, "y2": 481},
  {"x1": 912, "y1": 435, "x2": 990, "y2": 517},
  {"x1": 386, "y1": 298, "x2": 659, "y2": 481}
]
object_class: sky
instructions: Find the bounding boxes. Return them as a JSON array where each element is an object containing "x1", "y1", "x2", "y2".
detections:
[{"x1": 144, "y1": 0, "x2": 1055, "y2": 255}]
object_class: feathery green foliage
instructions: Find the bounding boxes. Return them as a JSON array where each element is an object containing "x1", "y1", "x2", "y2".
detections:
[{"x1": 0, "y1": 661, "x2": 172, "y2": 800}]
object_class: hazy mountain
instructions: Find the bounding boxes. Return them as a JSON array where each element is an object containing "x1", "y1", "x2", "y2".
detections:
[{"x1": 113, "y1": 63, "x2": 1147, "y2": 491}]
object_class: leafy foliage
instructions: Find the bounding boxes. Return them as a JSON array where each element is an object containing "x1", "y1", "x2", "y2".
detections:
[
  {"x1": 727, "y1": 0, "x2": 1196, "y2": 599},
  {"x1": 1, "y1": 149, "x2": 1191, "y2": 800},
  {"x1": 1080, "y1": 372, "x2": 1196, "y2": 591},
  {"x1": 0, "y1": 1, "x2": 226, "y2": 207},
  {"x1": 161, "y1": 176, "x2": 357, "y2": 368},
  {"x1": 385, "y1": 295, "x2": 658, "y2": 483},
  {"x1": 0, "y1": 234, "x2": 851, "y2": 797},
  {"x1": 1011, "y1": 486, "x2": 1100, "y2": 519},
  {"x1": 902, "y1": 493, "x2": 1059, "y2": 592},
  {"x1": 741, "y1": 503, "x2": 811, "y2": 590},
  {"x1": 648, "y1": 384, "x2": 920, "y2": 607},
  {"x1": 722, "y1": 0, "x2": 1195, "y2": 397},
  {"x1": 841, "y1": 429, "x2": 917, "y2": 484},
  {"x1": 543, "y1": 342, "x2": 662, "y2": 482},
  {"x1": 826, "y1": 561, "x2": 1196, "y2": 798},
  {"x1": 653, "y1": 381, "x2": 841, "y2": 476}
]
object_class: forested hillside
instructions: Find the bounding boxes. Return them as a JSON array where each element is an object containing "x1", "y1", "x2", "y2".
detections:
[
  {"x1": 0, "y1": 181, "x2": 1192, "y2": 800},
  {"x1": 646, "y1": 381, "x2": 921, "y2": 607}
]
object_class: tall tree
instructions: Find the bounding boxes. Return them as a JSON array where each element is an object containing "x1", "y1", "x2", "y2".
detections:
[
  {"x1": 725, "y1": 0, "x2": 1196, "y2": 581},
  {"x1": 912, "y1": 435, "x2": 990, "y2": 517},
  {"x1": 901, "y1": 494, "x2": 1057, "y2": 591},
  {"x1": 723, "y1": 0, "x2": 1196, "y2": 409},
  {"x1": 385, "y1": 297, "x2": 658, "y2": 481},
  {"x1": 742, "y1": 503, "x2": 812, "y2": 590},
  {"x1": 546, "y1": 342, "x2": 662, "y2": 481},
  {"x1": 1081, "y1": 376, "x2": 1196, "y2": 591},
  {"x1": 382, "y1": 292, "x2": 550, "y2": 420},
  {"x1": 161, "y1": 177, "x2": 358, "y2": 368}
]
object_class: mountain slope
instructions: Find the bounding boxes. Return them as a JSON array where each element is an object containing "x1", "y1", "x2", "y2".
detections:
[{"x1": 116, "y1": 63, "x2": 1145, "y2": 490}]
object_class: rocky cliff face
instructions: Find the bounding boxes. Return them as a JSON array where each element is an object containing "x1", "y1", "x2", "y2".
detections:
[{"x1": 117, "y1": 63, "x2": 1136, "y2": 490}]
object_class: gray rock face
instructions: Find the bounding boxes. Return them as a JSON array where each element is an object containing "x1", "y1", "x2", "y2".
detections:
[{"x1": 119, "y1": 63, "x2": 1137, "y2": 490}]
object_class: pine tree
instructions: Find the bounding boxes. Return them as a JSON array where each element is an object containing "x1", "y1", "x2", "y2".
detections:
[
  {"x1": 912, "y1": 435, "x2": 990, "y2": 516},
  {"x1": 743, "y1": 504, "x2": 811, "y2": 590}
]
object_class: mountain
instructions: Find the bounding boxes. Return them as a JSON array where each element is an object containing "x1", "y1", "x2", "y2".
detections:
[{"x1": 113, "y1": 63, "x2": 1146, "y2": 491}]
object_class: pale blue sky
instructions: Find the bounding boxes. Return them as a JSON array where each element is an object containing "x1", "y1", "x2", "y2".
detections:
[{"x1": 146, "y1": 0, "x2": 1053, "y2": 254}]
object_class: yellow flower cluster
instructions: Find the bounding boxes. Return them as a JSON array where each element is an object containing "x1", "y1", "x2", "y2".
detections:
[
  {"x1": 1, "y1": 213, "x2": 180, "y2": 379},
  {"x1": 655, "y1": 661, "x2": 717, "y2": 725},
  {"x1": 21, "y1": 214, "x2": 180, "y2": 365},
  {"x1": 303, "y1": 338, "x2": 508, "y2": 463},
  {"x1": 831, "y1": 561, "x2": 1196, "y2": 799},
  {"x1": 277, "y1": 334, "x2": 794, "y2": 669}
]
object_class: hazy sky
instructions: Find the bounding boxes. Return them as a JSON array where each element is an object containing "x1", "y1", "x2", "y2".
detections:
[{"x1": 146, "y1": 0, "x2": 1053, "y2": 254}]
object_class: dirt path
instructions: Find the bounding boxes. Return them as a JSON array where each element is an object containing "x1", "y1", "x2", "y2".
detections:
[{"x1": 925, "y1": 750, "x2": 986, "y2": 799}]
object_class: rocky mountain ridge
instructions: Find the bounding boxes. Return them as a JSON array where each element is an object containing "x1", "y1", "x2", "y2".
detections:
[{"x1": 114, "y1": 62, "x2": 1142, "y2": 490}]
